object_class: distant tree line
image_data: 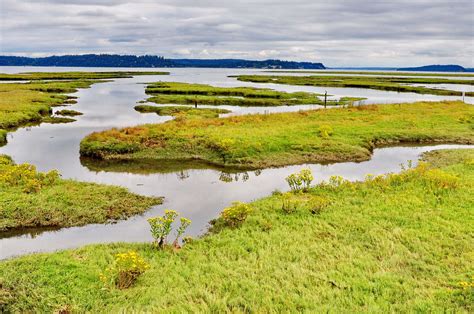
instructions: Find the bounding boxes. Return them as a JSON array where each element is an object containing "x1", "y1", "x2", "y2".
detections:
[{"x1": 0, "y1": 54, "x2": 326, "y2": 69}]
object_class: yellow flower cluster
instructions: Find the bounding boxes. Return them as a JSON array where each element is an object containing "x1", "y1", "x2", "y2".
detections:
[
  {"x1": 459, "y1": 276, "x2": 474, "y2": 289},
  {"x1": 115, "y1": 251, "x2": 150, "y2": 272}
]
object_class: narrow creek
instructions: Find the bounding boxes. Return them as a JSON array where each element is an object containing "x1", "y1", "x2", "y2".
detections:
[{"x1": 0, "y1": 67, "x2": 472, "y2": 259}]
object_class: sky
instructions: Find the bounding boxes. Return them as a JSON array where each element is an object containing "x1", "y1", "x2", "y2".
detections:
[{"x1": 0, "y1": 0, "x2": 473, "y2": 67}]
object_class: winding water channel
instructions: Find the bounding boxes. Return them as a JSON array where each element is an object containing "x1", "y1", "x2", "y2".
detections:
[{"x1": 0, "y1": 67, "x2": 472, "y2": 259}]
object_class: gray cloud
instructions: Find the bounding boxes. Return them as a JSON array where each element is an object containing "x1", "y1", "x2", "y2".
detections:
[{"x1": 0, "y1": 0, "x2": 473, "y2": 66}]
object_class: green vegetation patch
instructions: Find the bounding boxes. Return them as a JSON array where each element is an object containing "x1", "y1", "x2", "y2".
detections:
[
  {"x1": 55, "y1": 109, "x2": 83, "y2": 117},
  {"x1": 266, "y1": 70, "x2": 474, "y2": 77},
  {"x1": 1, "y1": 149, "x2": 472, "y2": 312},
  {"x1": 0, "y1": 155, "x2": 162, "y2": 231},
  {"x1": 135, "y1": 105, "x2": 230, "y2": 119},
  {"x1": 0, "y1": 71, "x2": 169, "y2": 81},
  {"x1": 0, "y1": 80, "x2": 93, "y2": 131},
  {"x1": 80, "y1": 101, "x2": 474, "y2": 168},
  {"x1": 236, "y1": 74, "x2": 474, "y2": 96},
  {"x1": 145, "y1": 81, "x2": 332, "y2": 107}
]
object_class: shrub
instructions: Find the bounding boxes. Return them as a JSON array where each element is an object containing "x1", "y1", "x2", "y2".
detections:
[
  {"x1": 148, "y1": 210, "x2": 178, "y2": 248},
  {"x1": 286, "y1": 169, "x2": 314, "y2": 192},
  {"x1": 100, "y1": 251, "x2": 150, "y2": 289},
  {"x1": 318, "y1": 125, "x2": 333, "y2": 138},
  {"x1": 308, "y1": 196, "x2": 330, "y2": 215},
  {"x1": 148, "y1": 210, "x2": 191, "y2": 248},
  {"x1": 0, "y1": 161, "x2": 60, "y2": 193},
  {"x1": 281, "y1": 192, "x2": 298, "y2": 213},
  {"x1": 285, "y1": 173, "x2": 302, "y2": 191},
  {"x1": 221, "y1": 201, "x2": 253, "y2": 227},
  {"x1": 173, "y1": 217, "x2": 192, "y2": 247}
]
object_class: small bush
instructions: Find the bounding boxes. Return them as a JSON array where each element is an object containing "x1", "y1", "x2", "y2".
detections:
[
  {"x1": 318, "y1": 125, "x2": 333, "y2": 138},
  {"x1": 308, "y1": 196, "x2": 330, "y2": 215},
  {"x1": 221, "y1": 201, "x2": 253, "y2": 227},
  {"x1": 100, "y1": 251, "x2": 150, "y2": 289},
  {"x1": 0, "y1": 161, "x2": 60, "y2": 193},
  {"x1": 281, "y1": 192, "x2": 298, "y2": 213},
  {"x1": 148, "y1": 210, "x2": 191, "y2": 249},
  {"x1": 286, "y1": 169, "x2": 314, "y2": 192}
]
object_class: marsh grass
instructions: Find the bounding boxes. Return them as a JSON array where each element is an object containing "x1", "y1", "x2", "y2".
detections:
[
  {"x1": 0, "y1": 71, "x2": 169, "y2": 81},
  {"x1": 236, "y1": 75, "x2": 474, "y2": 96},
  {"x1": 1, "y1": 149, "x2": 472, "y2": 312},
  {"x1": 134, "y1": 105, "x2": 230, "y2": 119},
  {"x1": 0, "y1": 155, "x2": 162, "y2": 231},
  {"x1": 55, "y1": 109, "x2": 83, "y2": 117},
  {"x1": 145, "y1": 81, "x2": 333, "y2": 107},
  {"x1": 265, "y1": 70, "x2": 474, "y2": 77},
  {"x1": 0, "y1": 71, "x2": 169, "y2": 147},
  {"x1": 80, "y1": 101, "x2": 474, "y2": 168}
]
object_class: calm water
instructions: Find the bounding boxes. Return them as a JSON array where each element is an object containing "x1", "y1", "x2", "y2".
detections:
[{"x1": 0, "y1": 67, "x2": 472, "y2": 259}]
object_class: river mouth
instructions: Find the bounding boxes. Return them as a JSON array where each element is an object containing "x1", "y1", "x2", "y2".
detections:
[{"x1": 0, "y1": 67, "x2": 473, "y2": 260}]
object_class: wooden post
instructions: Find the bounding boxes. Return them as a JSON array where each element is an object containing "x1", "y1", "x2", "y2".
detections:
[{"x1": 324, "y1": 91, "x2": 327, "y2": 108}]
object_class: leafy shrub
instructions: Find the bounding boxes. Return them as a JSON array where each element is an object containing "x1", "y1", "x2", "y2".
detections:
[
  {"x1": 0, "y1": 161, "x2": 60, "y2": 193},
  {"x1": 308, "y1": 196, "x2": 330, "y2": 215},
  {"x1": 318, "y1": 125, "x2": 333, "y2": 138},
  {"x1": 286, "y1": 169, "x2": 314, "y2": 192},
  {"x1": 147, "y1": 210, "x2": 191, "y2": 248},
  {"x1": 281, "y1": 192, "x2": 298, "y2": 213},
  {"x1": 221, "y1": 201, "x2": 253, "y2": 227},
  {"x1": 100, "y1": 251, "x2": 150, "y2": 289},
  {"x1": 173, "y1": 217, "x2": 192, "y2": 247}
]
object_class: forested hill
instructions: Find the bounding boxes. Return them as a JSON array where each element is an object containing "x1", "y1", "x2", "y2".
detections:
[
  {"x1": 397, "y1": 64, "x2": 472, "y2": 72},
  {"x1": 0, "y1": 55, "x2": 326, "y2": 69}
]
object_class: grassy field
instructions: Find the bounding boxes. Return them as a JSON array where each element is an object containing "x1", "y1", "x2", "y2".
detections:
[
  {"x1": 80, "y1": 101, "x2": 474, "y2": 168},
  {"x1": 265, "y1": 70, "x2": 474, "y2": 77},
  {"x1": 135, "y1": 105, "x2": 230, "y2": 119},
  {"x1": 1, "y1": 149, "x2": 472, "y2": 312},
  {"x1": 144, "y1": 81, "x2": 363, "y2": 107},
  {"x1": 235, "y1": 75, "x2": 474, "y2": 97},
  {"x1": 0, "y1": 155, "x2": 162, "y2": 231},
  {"x1": 0, "y1": 71, "x2": 169, "y2": 81}
]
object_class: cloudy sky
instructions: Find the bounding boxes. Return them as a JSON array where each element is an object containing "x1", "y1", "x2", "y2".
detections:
[{"x1": 0, "y1": 0, "x2": 473, "y2": 67}]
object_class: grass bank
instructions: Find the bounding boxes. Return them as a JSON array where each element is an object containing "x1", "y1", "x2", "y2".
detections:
[
  {"x1": 135, "y1": 105, "x2": 230, "y2": 119},
  {"x1": 80, "y1": 101, "x2": 474, "y2": 168},
  {"x1": 265, "y1": 70, "x2": 474, "y2": 77},
  {"x1": 0, "y1": 71, "x2": 169, "y2": 147},
  {"x1": 236, "y1": 74, "x2": 474, "y2": 97},
  {"x1": 144, "y1": 81, "x2": 362, "y2": 107},
  {"x1": 0, "y1": 71, "x2": 169, "y2": 81},
  {"x1": 0, "y1": 155, "x2": 162, "y2": 231},
  {"x1": 1, "y1": 149, "x2": 472, "y2": 312}
]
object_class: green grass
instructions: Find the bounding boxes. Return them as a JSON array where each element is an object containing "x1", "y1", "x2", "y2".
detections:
[
  {"x1": 134, "y1": 105, "x2": 231, "y2": 119},
  {"x1": 80, "y1": 101, "x2": 474, "y2": 168},
  {"x1": 1, "y1": 149, "x2": 472, "y2": 312},
  {"x1": 0, "y1": 155, "x2": 162, "y2": 231},
  {"x1": 265, "y1": 70, "x2": 474, "y2": 77},
  {"x1": 55, "y1": 109, "x2": 83, "y2": 117},
  {"x1": 0, "y1": 71, "x2": 169, "y2": 147},
  {"x1": 0, "y1": 80, "x2": 94, "y2": 131},
  {"x1": 236, "y1": 75, "x2": 474, "y2": 96},
  {"x1": 144, "y1": 81, "x2": 359, "y2": 107},
  {"x1": 0, "y1": 71, "x2": 169, "y2": 81}
]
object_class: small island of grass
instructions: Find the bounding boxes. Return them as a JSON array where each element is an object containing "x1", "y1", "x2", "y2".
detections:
[
  {"x1": 135, "y1": 105, "x2": 231, "y2": 119},
  {"x1": 0, "y1": 155, "x2": 162, "y2": 231},
  {"x1": 235, "y1": 74, "x2": 474, "y2": 96},
  {"x1": 80, "y1": 101, "x2": 474, "y2": 169}
]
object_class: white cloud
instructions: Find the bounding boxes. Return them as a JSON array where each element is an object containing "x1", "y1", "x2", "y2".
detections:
[{"x1": 0, "y1": 0, "x2": 473, "y2": 67}]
